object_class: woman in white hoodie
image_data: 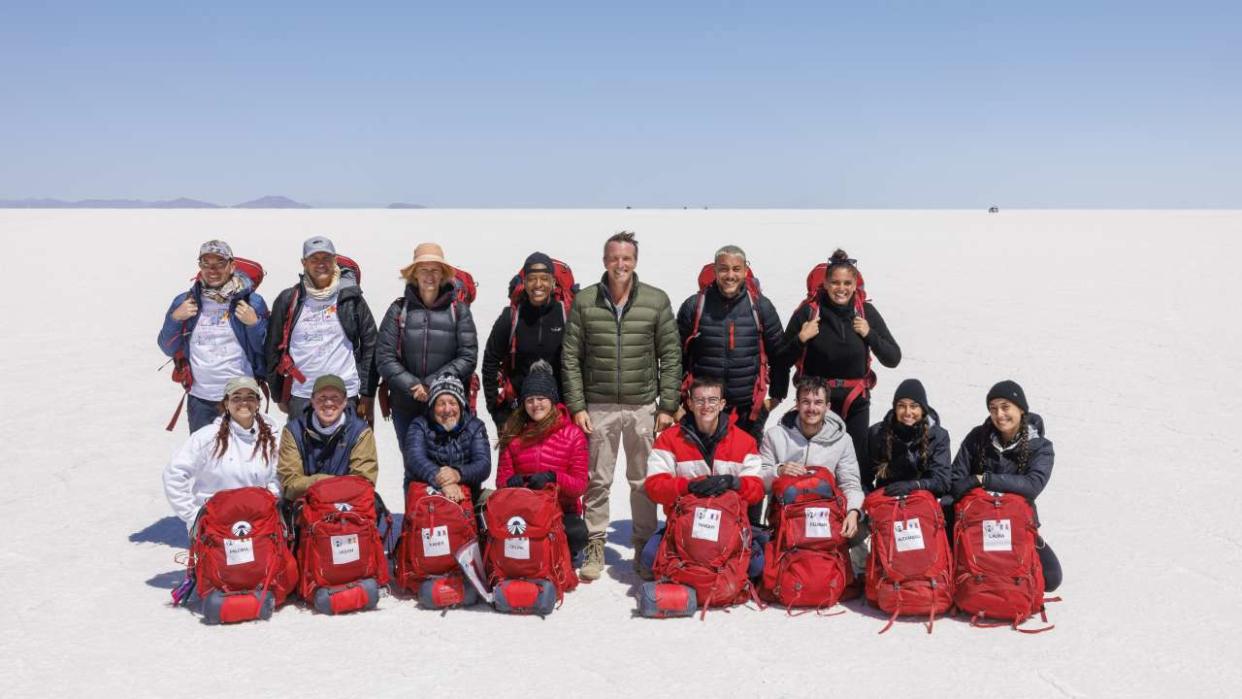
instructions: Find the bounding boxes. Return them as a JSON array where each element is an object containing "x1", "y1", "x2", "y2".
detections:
[{"x1": 164, "y1": 376, "x2": 281, "y2": 536}]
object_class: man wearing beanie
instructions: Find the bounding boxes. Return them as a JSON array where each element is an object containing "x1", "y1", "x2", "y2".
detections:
[
  {"x1": 482, "y1": 251, "x2": 571, "y2": 429},
  {"x1": 266, "y1": 236, "x2": 379, "y2": 424},
  {"x1": 562, "y1": 232, "x2": 682, "y2": 581},
  {"x1": 403, "y1": 372, "x2": 491, "y2": 499},
  {"x1": 277, "y1": 374, "x2": 377, "y2": 500},
  {"x1": 158, "y1": 240, "x2": 269, "y2": 432}
]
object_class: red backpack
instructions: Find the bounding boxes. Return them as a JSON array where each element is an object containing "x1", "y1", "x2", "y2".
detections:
[
  {"x1": 653, "y1": 488, "x2": 754, "y2": 616},
  {"x1": 760, "y1": 467, "x2": 852, "y2": 612},
  {"x1": 864, "y1": 490, "x2": 953, "y2": 633},
  {"x1": 680, "y1": 263, "x2": 769, "y2": 422},
  {"x1": 483, "y1": 485, "x2": 578, "y2": 614},
  {"x1": 495, "y1": 259, "x2": 577, "y2": 410},
  {"x1": 393, "y1": 482, "x2": 479, "y2": 605},
  {"x1": 188, "y1": 486, "x2": 297, "y2": 624},
  {"x1": 164, "y1": 257, "x2": 267, "y2": 431},
  {"x1": 271, "y1": 255, "x2": 362, "y2": 403},
  {"x1": 378, "y1": 269, "x2": 481, "y2": 418},
  {"x1": 295, "y1": 475, "x2": 390, "y2": 614},
  {"x1": 953, "y1": 490, "x2": 1054, "y2": 633},
  {"x1": 793, "y1": 263, "x2": 876, "y2": 419}
]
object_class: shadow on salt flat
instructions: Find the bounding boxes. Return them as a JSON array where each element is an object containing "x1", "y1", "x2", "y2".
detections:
[{"x1": 130, "y1": 516, "x2": 187, "y2": 548}]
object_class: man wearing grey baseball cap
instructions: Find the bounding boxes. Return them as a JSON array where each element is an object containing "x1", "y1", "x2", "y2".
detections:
[
  {"x1": 265, "y1": 236, "x2": 379, "y2": 423},
  {"x1": 158, "y1": 240, "x2": 269, "y2": 432}
]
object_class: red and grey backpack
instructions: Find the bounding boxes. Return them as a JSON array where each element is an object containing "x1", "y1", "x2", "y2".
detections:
[
  {"x1": 271, "y1": 255, "x2": 363, "y2": 404},
  {"x1": 483, "y1": 485, "x2": 578, "y2": 615},
  {"x1": 494, "y1": 259, "x2": 577, "y2": 410},
  {"x1": 378, "y1": 269, "x2": 480, "y2": 418},
  {"x1": 164, "y1": 257, "x2": 267, "y2": 430},
  {"x1": 187, "y1": 486, "x2": 298, "y2": 624},
  {"x1": 680, "y1": 262, "x2": 769, "y2": 422},
  {"x1": 760, "y1": 467, "x2": 852, "y2": 612},
  {"x1": 793, "y1": 263, "x2": 876, "y2": 419},
  {"x1": 953, "y1": 490, "x2": 1056, "y2": 633},
  {"x1": 393, "y1": 482, "x2": 480, "y2": 609},
  {"x1": 652, "y1": 488, "x2": 755, "y2": 618},
  {"x1": 863, "y1": 489, "x2": 954, "y2": 633},
  {"x1": 294, "y1": 475, "x2": 391, "y2": 615}
]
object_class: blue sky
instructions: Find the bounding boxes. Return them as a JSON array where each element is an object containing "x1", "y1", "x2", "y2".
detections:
[{"x1": 2, "y1": 1, "x2": 1238, "y2": 207}]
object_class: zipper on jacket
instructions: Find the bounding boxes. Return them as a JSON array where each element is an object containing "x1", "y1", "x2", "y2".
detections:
[{"x1": 421, "y1": 311, "x2": 430, "y2": 377}]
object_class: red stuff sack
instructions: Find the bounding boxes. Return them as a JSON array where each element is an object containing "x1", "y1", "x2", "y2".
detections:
[
  {"x1": 295, "y1": 475, "x2": 389, "y2": 614},
  {"x1": 652, "y1": 489, "x2": 753, "y2": 613},
  {"x1": 953, "y1": 490, "x2": 1052, "y2": 632},
  {"x1": 760, "y1": 467, "x2": 852, "y2": 611},
  {"x1": 864, "y1": 490, "x2": 953, "y2": 633},
  {"x1": 483, "y1": 485, "x2": 578, "y2": 612},
  {"x1": 637, "y1": 581, "x2": 698, "y2": 619},
  {"x1": 393, "y1": 482, "x2": 478, "y2": 591},
  {"x1": 190, "y1": 486, "x2": 297, "y2": 624}
]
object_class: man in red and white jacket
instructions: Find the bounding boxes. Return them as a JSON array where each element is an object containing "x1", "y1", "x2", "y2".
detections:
[{"x1": 639, "y1": 376, "x2": 765, "y2": 576}]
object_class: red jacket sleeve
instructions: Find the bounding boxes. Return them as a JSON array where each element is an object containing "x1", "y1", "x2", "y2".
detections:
[
  {"x1": 555, "y1": 424, "x2": 590, "y2": 500},
  {"x1": 738, "y1": 475, "x2": 765, "y2": 504},
  {"x1": 496, "y1": 444, "x2": 514, "y2": 488},
  {"x1": 644, "y1": 473, "x2": 689, "y2": 506}
]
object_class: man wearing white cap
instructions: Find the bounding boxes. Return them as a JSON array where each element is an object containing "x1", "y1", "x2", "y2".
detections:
[
  {"x1": 266, "y1": 236, "x2": 379, "y2": 422},
  {"x1": 158, "y1": 240, "x2": 268, "y2": 432}
]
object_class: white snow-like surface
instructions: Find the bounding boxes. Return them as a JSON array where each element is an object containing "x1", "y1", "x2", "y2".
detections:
[{"x1": 1, "y1": 209, "x2": 1238, "y2": 698}]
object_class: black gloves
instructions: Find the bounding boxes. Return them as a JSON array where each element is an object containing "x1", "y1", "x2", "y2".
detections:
[
  {"x1": 687, "y1": 474, "x2": 739, "y2": 498},
  {"x1": 526, "y1": 472, "x2": 558, "y2": 490},
  {"x1": 506, "y1": 472, "x2": 558, "y2": 489},
  {"x1": 883, "y1": 480, "x2": 923, "y2": 497}
]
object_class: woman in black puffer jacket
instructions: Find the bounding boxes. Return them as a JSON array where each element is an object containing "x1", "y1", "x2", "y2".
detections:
[
  {"x1": 949, "y1": 380, "x2": 1061, "y2": 592},
  {"x1": 376, "y1": 242, "x2": 478, "y2": 451},
  {"x1": 865, "y1": 378, "x2": 951, "y2": 496}
]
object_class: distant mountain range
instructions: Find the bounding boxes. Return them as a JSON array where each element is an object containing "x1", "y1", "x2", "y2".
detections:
[{"x1": 0, "y1": 195, "x2": 427, "y2": 209}]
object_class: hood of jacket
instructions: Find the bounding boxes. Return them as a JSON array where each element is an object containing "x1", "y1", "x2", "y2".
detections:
[{"x1": 779, "y1": 407, "x2": 849, "y2": 446}]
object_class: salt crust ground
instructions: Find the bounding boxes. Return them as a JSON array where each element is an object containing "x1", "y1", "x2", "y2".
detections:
[{"x1": 0, "y1": 210, "x2": 1237, "y2": 698}]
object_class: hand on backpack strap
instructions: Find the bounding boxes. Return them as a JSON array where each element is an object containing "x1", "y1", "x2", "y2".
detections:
[
  {"x1": 883, "y1": 480, "x2": 921, "y2": 497},
  {"x1": 526, "y1": 472, "x2": 558, "y2": 490}
]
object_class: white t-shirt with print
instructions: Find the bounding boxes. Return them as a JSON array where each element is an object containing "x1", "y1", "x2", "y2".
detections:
[
  {"x1": 289, "y1": 292, "x2": 360, "y2": 398},
  {"x1": 188, "y1": 298, "x2": 253, "y2": 401}
]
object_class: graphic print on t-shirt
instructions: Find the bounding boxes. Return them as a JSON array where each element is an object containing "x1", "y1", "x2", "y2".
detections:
[
  {"x1": 188, "y1": 298, "x2": 251, "y2": 400},
  {"x1": 289, "y1": 294, "x2": 359, "y2": 398}
]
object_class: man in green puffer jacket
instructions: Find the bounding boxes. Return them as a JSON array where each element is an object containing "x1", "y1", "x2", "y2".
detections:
[{"x1": 562, "y1": 231, "x2": 682, "y2": 582}]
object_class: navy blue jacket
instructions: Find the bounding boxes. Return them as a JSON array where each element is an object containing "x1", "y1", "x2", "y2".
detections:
[
  {"x1": 949, "y1": 413, "x2": 1054, "y2": 504},
  {"x1": 158, "y1": 274, "x2": 269, "y2": 378},
  {"x1": 287, "y1": 406, "x2": 371, "y2": 478},
  {"x1": 865, "y1": 409, "x2": 952, "y2": 495},
  {"x1": 403, "y1": 414, "x2": 491, "y2": 493}
]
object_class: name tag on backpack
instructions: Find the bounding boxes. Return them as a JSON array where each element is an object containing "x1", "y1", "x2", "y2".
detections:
[
  {"x1": 504, "y1": 537, "x2": 531, "y2": 560},
  {"x1": 691, "y1": 507, "x2": 722, "y2": 542},
  {"x1": 982, "y1": 519, "x2": 1012, "y2": 552},
  {"x1": 224, "y1": 538, "x2": 254, "y2": 566},
  {"x1": 804, "y1": 508, "x2": 832, "y2": 539},
  {"x1": 331, "y1": 534, "x2": 361, "y2": 564},
  {"x1": 422, "y1": 526, "x2": 450, "y2": 557},
  {"x1": 894, "y1": 519, "x2": 925, "y2": 552}
]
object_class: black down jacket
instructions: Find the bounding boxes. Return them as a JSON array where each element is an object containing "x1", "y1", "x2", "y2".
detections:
[
  {"x1": 676, "y1": 283, "x2": 785, "y2": 410},
  {"x1": 949, "y1": 413, "x2": 1054, "y2": 504},
  {"x1": 864, "y1": 408, "x2": 952, "y2": 494},
  {"x1": 376, "y1": 283, "x2": 478, "y2": 414}
]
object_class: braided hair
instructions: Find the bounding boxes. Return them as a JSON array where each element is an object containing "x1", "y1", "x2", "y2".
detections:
[
  {"x1": 973, "y1": 413, "x2": 1030, "y2": 475},
  {"x1": 212, "y1": 405, "x2": 278, "y2": 464},
  {"x1": 874, "y1": 412, "x2": 932, "y2": 482}
]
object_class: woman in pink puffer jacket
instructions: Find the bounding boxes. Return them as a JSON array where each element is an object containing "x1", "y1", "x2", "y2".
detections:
[{"x1": 496, "y1": 361, "x2": 589, "y2": 562}]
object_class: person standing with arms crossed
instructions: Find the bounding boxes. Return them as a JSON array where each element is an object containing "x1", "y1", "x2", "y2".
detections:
[{"x1": 561, "y1": 231, "x2": 681, "y2": 581}]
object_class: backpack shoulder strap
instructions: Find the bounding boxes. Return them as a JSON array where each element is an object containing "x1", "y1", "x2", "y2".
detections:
[{"x1": 682, "y1": 291, "x2": 708, "y2": 353}]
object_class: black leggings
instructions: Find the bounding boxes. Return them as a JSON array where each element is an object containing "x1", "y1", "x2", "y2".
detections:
[
  {"x1": 564, "y1": 513, "x2": 588, "y2": 558},
  {"x1": 834, "y1": 394, "x2": 872, "y2": 489},
  {"x1": 1037, "y1": 537, "x2": 1062, "y2": 593}
]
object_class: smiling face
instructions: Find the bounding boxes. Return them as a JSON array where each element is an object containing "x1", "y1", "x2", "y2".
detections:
[
  {"x1": 714, "y1": 254, "x2": 747, "y2": 298},
  {"x1": 894, "y1": 398, "x2": 925, "y2": 427},
  {"x1": 303, "y1": 251, "x2": 336, "y2": 289},
  {"x1": 688, "y1": 384, "x2": 725, "y2": 433},
  {"x1": 199, "y1": 254, "x2": 234, "y2": 287},
  {"x1": 824, "y1": 266, "x2": 857, "y2": 307},
  {"x1": 796, "y1": 386, "x2": 829, "y2": 431},
  {"x1": 414, "y1": 263, "x2": 444, "y2": 296},
  {"x1": 523, "y1": 395, "x2": 553, "y2": 422},
  {"x1": 433, "y1": 394, "x2": 461, "y2": 429},
  {"x1": 524, "y1": 270, "x2": 555, "y2": 307},
  {"x1": 603, "y1": 240, "x2": 637, "y2": 287},
  {"x1": 311, "y1": 387, "x2": 347, "y2": 425},
  {"x1": 988, "y1": 398, "x2": 1024, "y2": 440},
  {"x1": 225, "y1": 389, "x2": 260, "y2": 423}
]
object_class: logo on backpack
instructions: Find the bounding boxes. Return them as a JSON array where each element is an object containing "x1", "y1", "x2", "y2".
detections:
[
  {"x1": 334, "y1": 503, "x2": 353, "y2": 513},
  {"x1": 506, "y1": 516, "x2": 528, "y2": 536},
  {"x1": 231, "y1": 520, "x2": 253, "y2": 537}
]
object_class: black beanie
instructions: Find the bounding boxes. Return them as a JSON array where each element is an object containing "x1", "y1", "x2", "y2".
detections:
[
  {"x1": 892, "y1": 378, "x2": 929, "y2": 411},
  {"x1": 523, "y1": 252, "x2": 554, "y2": 276},
  {"x1": 521, "y1": 360, "x2": 559, "y2": 403},
  {"x1": 986, "y1": 380, "x2": 1028, "y2": 413}
]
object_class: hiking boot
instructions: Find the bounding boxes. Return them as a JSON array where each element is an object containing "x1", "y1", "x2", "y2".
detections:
[
  {"x1": 633, "y1": 537, "x2": 654, "y2": 580},
  {"x1": 579, "y1": 539, "x2": 605, "y2": 581}
]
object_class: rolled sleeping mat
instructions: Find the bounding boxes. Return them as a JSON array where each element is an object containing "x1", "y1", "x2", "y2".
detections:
[
  {"x1": 202, "y1": 589, "x2": 275, "y2": 625},
  {"x1": 418, "y1": 574, "x2": 480, "y2": 609},
  {"x1": 492, "y1": 578, "x2": 557, "y2": 616},
  {"x1": 313, "y1": 578, "x2": 380, "y2": 615},
  {"x1": 637, "y1": 582, "x2": 698, "y2": 619}
]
